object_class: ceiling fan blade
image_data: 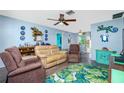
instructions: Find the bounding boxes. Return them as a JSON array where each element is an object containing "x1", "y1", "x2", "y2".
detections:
[
  {"x1": 64, "y1": 19, "x2": 76, "y2": 22},
  {"x1": 63, "y1": 21, "x2": 69, "y2": 26},
  {"x1": 54, "y1": 22, "x2": 61, "y2": 25},
  {"x1": 47, "y1": 18, "x2": 59, "y2": 21}
]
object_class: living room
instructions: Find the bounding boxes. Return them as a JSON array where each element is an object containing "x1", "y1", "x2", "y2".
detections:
[{"x1": 0, "y1": 10, "x2": 124, "y2": 83}]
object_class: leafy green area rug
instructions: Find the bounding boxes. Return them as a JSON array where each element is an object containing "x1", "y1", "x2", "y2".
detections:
[{"x1": 45, "y1": 63, "x2": 108, "y2": 83}]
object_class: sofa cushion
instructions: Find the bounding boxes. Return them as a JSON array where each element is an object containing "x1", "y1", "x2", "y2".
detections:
[
  {"x1": 5, "y1": 47, "x2": 22, "y2": 67},
  {"x1": 0, "y1": 52, "x2": 17, "y2": 72},
  {"x1": 45, "y1": 61, "x2": 57, "y2": 68},
  {"x1": 58, "y1": 53, "x2": 67, "y2": 59},
  {"x1": 8, "y1": 62, "x2": 41, "y2": 77},
  {"x1": 18, "y1": 61, "x2": 25, "y2": 67},
  {"x1": 21, "y1": 55, "x2": 39, "y2": 66},
  {"x1": 39, "y1": 50, "x2": 51, "y2": 56},
  {"x1": 46, "y1": 53, "x2": 66, "y2": 64},
  {"x1": 51, "y1": 48, "x2": 59, "y2": 55},
  {"x1": 56, "y1": 58, "x2": 66, "y2": 64},
  {"x1": 37, "y1": 54, "x2": 47, "y2": 58},
  {"x1": 47, "y1": 55, "x2": 60, "y2": 64},
  {"x1": 35, "y1": 46, "x2": 51, "y2": 56}
]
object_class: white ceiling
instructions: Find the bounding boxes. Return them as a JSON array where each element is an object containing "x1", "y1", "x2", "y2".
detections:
[{"x1": 0, "y1": 10, "x2": 123, "y2": 33}]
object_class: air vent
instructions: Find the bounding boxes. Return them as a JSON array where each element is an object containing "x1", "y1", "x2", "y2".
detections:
[
  {"x1": 66, "y1": 10, "x2": 75, "y2": 15},
  {"x1": 113, "y1": 12, "x2": 124, "y2": 19}
]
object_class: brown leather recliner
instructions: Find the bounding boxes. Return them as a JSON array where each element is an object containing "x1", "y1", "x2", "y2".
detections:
[
  {"x1": 68, "y1": 44, "x2": 80, "y2": 62},
  {"x1": 0, "y1": 47, "x2": 45, "y2": 83}
]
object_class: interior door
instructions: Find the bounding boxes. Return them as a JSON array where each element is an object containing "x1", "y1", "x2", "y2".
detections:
[{"x1": 56, "y1": 33, "x2": 62, "y2": 49}]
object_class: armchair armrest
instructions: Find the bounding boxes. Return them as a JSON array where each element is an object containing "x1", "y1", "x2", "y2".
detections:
[
  {"x1": 36, "y1": 54, "x2": 48, "y2": 68},
  {"x1": 22, "y1": 56, "x2": 39, "y2": 65},
  {"x1": 8, "y1": 62, "x2": 41, "y2": 77}
]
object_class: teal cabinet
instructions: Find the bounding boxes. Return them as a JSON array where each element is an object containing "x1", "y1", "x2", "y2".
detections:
[
  {"x1": 96, "y1": 50, "x2": 115, "y2": 65},
  {"x1": 56, "y1": 33, "x2": 62, "y2": 49}
]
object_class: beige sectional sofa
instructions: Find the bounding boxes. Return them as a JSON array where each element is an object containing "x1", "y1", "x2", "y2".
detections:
[{"x1": 35, "y1": 45, "x2": 67, "y2": 68}]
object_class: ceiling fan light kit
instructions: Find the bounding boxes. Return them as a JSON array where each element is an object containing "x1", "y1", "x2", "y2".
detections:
[{"x1": 47, "y1": 14, "x2": 76, "y2": 26}]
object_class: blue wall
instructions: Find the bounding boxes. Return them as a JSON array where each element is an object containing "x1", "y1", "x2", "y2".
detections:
[
  {"x1": 0, "y1": 15, "x2": 78, "y2": 68},
  {"x1": 91, "y1": 18, "x2": 124, "y2": 60}
]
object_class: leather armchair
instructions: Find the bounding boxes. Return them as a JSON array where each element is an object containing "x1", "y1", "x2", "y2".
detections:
[
  {"x1": 0, "y1": 47, "x2": 45, "y2": 83},
  {"x1": 68, "y1": 44, "x2": 80, "y2": 62}
]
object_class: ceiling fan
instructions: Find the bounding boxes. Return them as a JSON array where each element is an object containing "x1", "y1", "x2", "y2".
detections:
[{"x1": 47, "y1": 14, "x2": 76, "y2": 26}]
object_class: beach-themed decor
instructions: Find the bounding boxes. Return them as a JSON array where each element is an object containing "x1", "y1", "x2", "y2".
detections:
[
  {"x1": 20, "y1": 26, "x2": 26, "y2": 41},
  {"x1": 97, "y1": 25, "x2": 118, "y2": 33},
  {"x1": 31, "y1": 27, "x2": 43, "y2": 41}
]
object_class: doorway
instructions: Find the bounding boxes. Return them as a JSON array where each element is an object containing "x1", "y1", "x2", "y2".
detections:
[
  {"x1": 78, "y1": 32, "x2": 91, "y2": 54},
  {"x1": 56, "y1": 33, "x2": 62, "y2": 49}
]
